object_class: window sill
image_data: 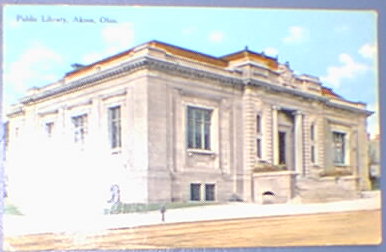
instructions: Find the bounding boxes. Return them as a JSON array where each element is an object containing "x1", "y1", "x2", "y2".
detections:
[
  {"x1": 187, "y1": 149, "x2": 216, "y2": 157},
  {"x1": 334, "y1": 164, "x2": 350, "y2": 168}
]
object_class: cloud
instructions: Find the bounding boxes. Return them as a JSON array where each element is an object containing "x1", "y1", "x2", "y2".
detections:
[
  {"x1": 209, "y1": 31, "x2": 225, "y2": 43},
  {"x1": 82, "y1": 52, "x2": 106, "y2": 64},
  {"x1": 320, "y1": 53, "x2": 369, "y2": 87},
  {"x1": 182, "y1": 26, "x2": 198, "y2": 36},
  {"x1": 82, "y1": 22, "x2": 135, "y2": 64},
  {"x1": 4, "y1": 43, "x2": 63, "y2": 94},
  {"x1": 359, "y1": 43, "x2": 377, "y2": 60},
  {"x1": 3, "y1": 43, "x2": 64, "y2": 109},
  {"x1": 101, "y1": 22, "x2": 135, "y2": 53},
  {"x1": 283, "y1": 26, "x2": 309, "y2": 44},
  {"x1": 263, "y1": 47, "x2": 279, "y2": 57},
  {"x1": 334, "y1": 24, "x2": 350, "y2": 33}
]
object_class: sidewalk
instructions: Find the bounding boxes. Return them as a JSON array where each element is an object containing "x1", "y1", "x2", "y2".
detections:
[{"x1": 3, "y1": 192, "x2": 381, "y2": 236}]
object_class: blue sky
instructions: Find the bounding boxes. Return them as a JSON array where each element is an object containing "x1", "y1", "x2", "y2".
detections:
[{"x1": 2, "y1": 5, "x2": 379, "y2": 136}]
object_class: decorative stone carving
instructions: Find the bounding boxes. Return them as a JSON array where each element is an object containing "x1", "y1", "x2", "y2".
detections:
[{"x1": 278, "y1": 63, "x2": 295, "y2": 87}]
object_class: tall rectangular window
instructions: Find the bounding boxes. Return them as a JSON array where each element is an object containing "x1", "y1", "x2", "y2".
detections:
[
  {"x1": 256, "y1": 114, "x2": 262, "y2": 159},
  {"x1": 333, "y1": 132, "x2": 345, "y2": 164},
  {"x1": 190, "y1": 183, "x2": 201, "y2": 201},
  {"x1": 187, "y1": 107, "x2": 212, "y2": 150},
  {"x1": 45, "y1": 122, "x2": 54, "y2": 138},
  {"x1": 256, "y1": 138, "x2": 262, "y2": 159},
  {"x1": 72, "y1": 114, "x2": 87, "y2": 144},
  {"x1": 310, "y1": 123, "x2": 316, "y2": 164},
  {"x1": 108, "y1": 106, "x2": 121, "y2": 149},
  {"x1": 256, "y1": 114, "x2": 261, "y2": 134},
  {"x1": 311, "y1": 145, "x2": 315, "y2": 163},
  {"x1": 310, "y1": 124, "x2": 315, "y2": 141}
]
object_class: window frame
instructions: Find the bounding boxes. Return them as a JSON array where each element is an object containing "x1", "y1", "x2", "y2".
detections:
[
  {"x1": 204, "y1": 183, "x2": 216, "y2": 201},
  {"x1": 256, "y1": 114, "x2": 262, "y2": 135},
  {"x1": 186, "y1": 106, "x2": 213, "y2": 151},
  {"x1": 45, "y1": 121, "x2": 55, "y2": 138},
  {"x1": 190, "y1": 183, "x2": 201, "y2": 201},
  {"x1": 310, "y1": 145, "x2": 316, "y2": 163},
  {"x1": 332, "y1": 131, "x2": 346, "y2": 165},
  {"x1": 71, "y1": 114, "x2": 88, "y2": 144},
  {"x1": 256, "y1": 113, "x2": 263, "y2": 159},
  {"x1": 190, "y1": 183, "x2": 216, "y2": 202},
  {"x1": 310, "y1": 123, "x2": 317, "y2": 164},
  {"x1": 108, "y1": 105, "x2": 122, "y2": 149},
  {"x1": 310, "y1": 124, "x2": 315, "y2": 141},
  {"x1": 256, "y1": 138, "x2": 262, "y2": 159}
]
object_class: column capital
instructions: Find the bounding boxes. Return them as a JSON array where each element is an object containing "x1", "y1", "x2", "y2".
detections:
[
  {"x1": 293, "y1": 110, "x2": 304, "y2": 116},
  {"x1": 272, "y1": 105, "x2": 281, "y2": 111}
]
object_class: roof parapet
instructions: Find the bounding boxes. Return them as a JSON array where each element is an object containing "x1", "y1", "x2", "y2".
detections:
[
  {"x1": 298, "y1": 74, "x2": 321, "y2": 84},
  {"x1": 222, "y1": 49, "x2": 279, "y2": 70}
]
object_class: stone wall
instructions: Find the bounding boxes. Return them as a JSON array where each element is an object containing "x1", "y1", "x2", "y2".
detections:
[{"x1": 252, "y1": 171, "x2": 297, "y2": 204}]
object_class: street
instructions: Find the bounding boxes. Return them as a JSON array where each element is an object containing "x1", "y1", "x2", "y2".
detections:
[{"x1": 4, "y1": 209, "x2": 381, "y2": 250}]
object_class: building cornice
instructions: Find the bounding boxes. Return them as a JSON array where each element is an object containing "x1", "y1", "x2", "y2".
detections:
[
  {"x1": 324, "y1": 101, "x2": 373, "y2": 116},
  {"x1": 247, "y1": 79, "x2": 371, "y2": 116},
  {"x1": 145, "y1": 56, "x2": 242, "y2": 85},
  {"x1": 7, "y1": 106, "x2": 24, "y2": 117},
  {"x1": 19, "y1": 56, "x2": 242, "y2": 104},
  {"x1": 20, "y1": 57, "x2": 149, "y2": 104},
  {"x1": 17, "y1": 54, "x2": 371, "y2": 116},
  {"x1": 247, "y1": 78, "x2": 328, "y2": 103}
]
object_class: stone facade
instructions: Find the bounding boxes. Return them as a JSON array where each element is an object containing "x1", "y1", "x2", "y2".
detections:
[{"x1": 6, "y1": 41, "x2": 372, "y2": 205}]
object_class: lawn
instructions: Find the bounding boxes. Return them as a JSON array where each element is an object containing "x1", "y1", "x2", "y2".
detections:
[
  {"x1": 107, "y1": 201, "x2": 217, "y2": 214},
  {"x1": 3, "y1": 200, "x2": 23, "y2": 215}
]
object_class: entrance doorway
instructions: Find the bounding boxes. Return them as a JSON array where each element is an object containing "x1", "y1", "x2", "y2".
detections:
[{"x1": 277, "y1": 109, "x2": 295, "y2": 170}]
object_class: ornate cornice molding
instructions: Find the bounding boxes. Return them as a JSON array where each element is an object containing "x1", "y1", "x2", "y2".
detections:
[
  {"x1": 145, "y1": 56, "x2": 242, "y2": 85},
  {"x1": 20, "y1": 56, "x2": 242, "y2": 104},
  {"x1": 247, "y1": 79, "x2": 370, "y2": 115},
  {"x1": 20, "y1": 57, "x2": 149, "y2": 104},
  {"x1": 17, "y1": 55, "x2": 371, "y2": 116}
]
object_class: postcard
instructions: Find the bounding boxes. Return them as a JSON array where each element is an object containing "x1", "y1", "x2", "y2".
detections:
[{"x1": 1, "y1": 2, "x2": 382, "y2": 251}]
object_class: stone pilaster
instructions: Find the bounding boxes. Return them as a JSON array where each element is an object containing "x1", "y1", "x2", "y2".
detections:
[
  {"x1": 58, "y1": 106, "x2": 68, "y2": 140},
  {"x1": 89, "y1": 97, "x2": 102, "y2": 143},
  {"x1": 272, "y1": 106, "x2": 279, "y2": 165},
  {"x1": 357, "y1": 116, "x2": 371, "y2": 190},
  {"x1": 241, "y1": 86, "x2": 256, "y2": 201},
  {"x1": 294, "y1": 111, "x2": 304, "y2": 175}
]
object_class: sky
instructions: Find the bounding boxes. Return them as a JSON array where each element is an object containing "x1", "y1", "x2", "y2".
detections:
[{"x1": 2, "y1": 5, "x2": 379, "y2": 137}]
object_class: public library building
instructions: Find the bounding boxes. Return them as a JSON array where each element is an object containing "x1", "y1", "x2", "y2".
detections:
[{"x1": 6, "y1": 41, "x2": 372, "y2": 204}]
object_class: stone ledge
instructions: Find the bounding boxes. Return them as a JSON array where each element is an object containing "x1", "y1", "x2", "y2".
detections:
[{"x1": 252, "y1": 170, "x2": 298, "y2": 177}]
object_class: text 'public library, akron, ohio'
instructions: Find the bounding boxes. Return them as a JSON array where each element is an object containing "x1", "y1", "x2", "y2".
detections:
[{"x1": 5, "y1": 40, "x2": 373, "y2": 205}]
